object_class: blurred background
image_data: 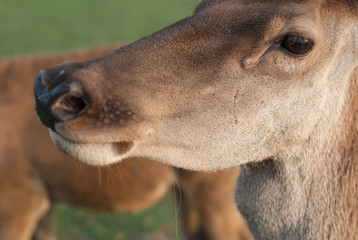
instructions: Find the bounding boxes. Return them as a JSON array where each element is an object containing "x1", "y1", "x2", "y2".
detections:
[
  {"x1": 0, "y1": 0, "x2": 198, "y2": 57},
  {"x1": 0, "y1": 0, "x2": 199, "y2": 239}
]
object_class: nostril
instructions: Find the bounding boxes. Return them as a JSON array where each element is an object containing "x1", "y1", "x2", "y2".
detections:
[
  {"x1": 57, "y1": 95, "x2": 86, "y2": 114},
  {"x1": 34, "y1": 72, "x2": 72, "y2": 129},
  {"x1": 52, "y1": 94, "x2": 87, "y2": 120},
  {"x1": 34, "y1": 71, "x2": 89, "y2": 127}
]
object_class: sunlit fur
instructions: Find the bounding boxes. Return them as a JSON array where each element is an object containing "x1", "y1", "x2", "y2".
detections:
[{"x1": 35, "y1": 0, "x2": 358, "y2": 239}]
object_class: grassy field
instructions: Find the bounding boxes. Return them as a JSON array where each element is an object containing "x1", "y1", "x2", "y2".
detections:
[
  {"x1": 0, "y1": 0, "x2": 199, "y2": 239},
  {"x1": 0, "y1": 0, "x2": 199, "y2": 57},
  {"x1": 54, "y1": 195, "x2": 181, "y2": 240}
]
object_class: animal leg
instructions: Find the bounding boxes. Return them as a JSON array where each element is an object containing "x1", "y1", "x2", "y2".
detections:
[
  {"x1": 175, "y1": 167, "x2": 253, "y2": 240},
  {"x1": 0, "y1": 157, "x2": 50, "y2": 240},
  {"x1": 32, "y1": 207, "x2": 57, "y2": 240}
]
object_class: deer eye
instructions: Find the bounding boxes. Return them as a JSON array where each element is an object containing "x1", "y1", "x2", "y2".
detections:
[{"x1": 281, "y1": 33, "x2": 314, "y2": 56}]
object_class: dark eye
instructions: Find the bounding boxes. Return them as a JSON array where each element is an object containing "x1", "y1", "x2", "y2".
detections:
[{"x1": 281, "y1": 33, "x2": 314, "y2": 56}]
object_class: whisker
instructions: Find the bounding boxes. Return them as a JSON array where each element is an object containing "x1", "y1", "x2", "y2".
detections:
[
  {"x1": 115, "y1": 163, "x2": 125, "y2": 190},
  {"x1": 76, "y1": 160, "x2": 83, "y2": 177},
  {"x1": 97, "y1": 165, "x2": 102, "y2": 188},
  {"x1": 107, "y1": 164, "x2": 116, "y2": 184},
  {"x1": 103, "y1": 165, "x2": 109, "y2": 185},
  {"x1": 139, "y1": 158, "x2": 151, "y2": 170}
]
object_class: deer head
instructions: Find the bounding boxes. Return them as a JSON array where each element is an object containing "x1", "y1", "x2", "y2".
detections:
[{"x1": 35, "y1": 0, "x2": 358, "y2": 170}]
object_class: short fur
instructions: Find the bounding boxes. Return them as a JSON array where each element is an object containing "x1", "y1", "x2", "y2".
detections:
[{"x1": 34, "y1": 0, "x2": 358, "y2": 239}]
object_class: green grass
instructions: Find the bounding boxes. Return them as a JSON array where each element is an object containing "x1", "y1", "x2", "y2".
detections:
[
  {"x1": 0, "y1": 0, "x2": 199, "y2": 57},
  {"x1": 55, "y1": 194, "x2": 182, "y2": 240},
  {"x1": 0, "y1": 0, "x2": 199, "y2": 239}
]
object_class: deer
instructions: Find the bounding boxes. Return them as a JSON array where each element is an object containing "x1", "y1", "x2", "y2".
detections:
[
  {"x1": 0, "y1": 46, "x2": 251, "y2": 240},
  {"x1": 34, "y1": 0, "x2": 358, "y2": 239}
]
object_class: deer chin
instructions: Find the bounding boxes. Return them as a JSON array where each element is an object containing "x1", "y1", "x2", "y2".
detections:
[{"x1": 49, "y1": 129, "x2": 134, "y2": 166}]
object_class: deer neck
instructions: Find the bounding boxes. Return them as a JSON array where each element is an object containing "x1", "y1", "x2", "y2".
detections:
[{"x1": 236, "y1": 68, "x2": 358, "y2": 239}]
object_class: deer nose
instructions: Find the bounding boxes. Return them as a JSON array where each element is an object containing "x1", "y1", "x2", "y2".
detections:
[{"x1": 34, "y1": 71, "x2": 88, "y2": 130}]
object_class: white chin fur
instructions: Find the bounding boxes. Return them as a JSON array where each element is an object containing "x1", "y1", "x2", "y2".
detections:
[{"x1": 49, "y1": 130, "x2": 124, "y2": 166}]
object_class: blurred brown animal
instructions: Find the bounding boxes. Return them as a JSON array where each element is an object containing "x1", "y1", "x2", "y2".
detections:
[{"x1": 0, "y1": 46, "x2": 251, "y2": 240}]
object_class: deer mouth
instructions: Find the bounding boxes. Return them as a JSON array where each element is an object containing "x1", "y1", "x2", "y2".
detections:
[{"x1": 49, "y1": 129, "x2": 135, "y2": 165}]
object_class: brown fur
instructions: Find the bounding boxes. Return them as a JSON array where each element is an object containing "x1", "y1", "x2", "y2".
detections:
[
  {"x1": 0, "y1": 46, "x2": 252, "y2": 240},
  {"x1": 34, "y1": 0, "x2": 358, "y2": 239}
]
